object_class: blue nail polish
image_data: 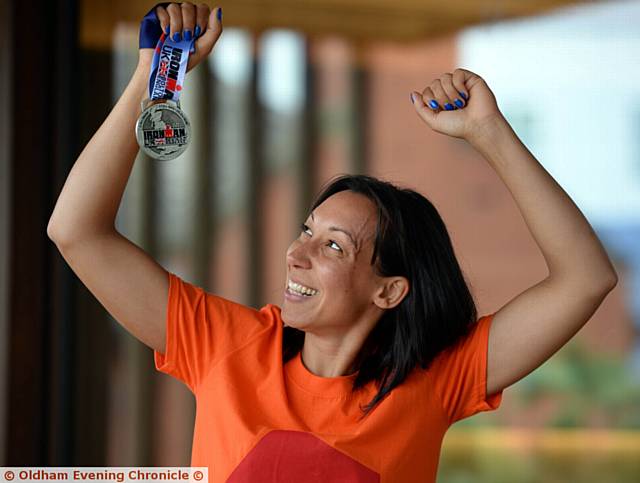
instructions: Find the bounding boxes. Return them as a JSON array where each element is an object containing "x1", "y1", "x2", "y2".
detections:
[
  {"x1": 429, "y1": 100, "x2": 439, "y2": 109},
  {"x1": 217, "y1": 8, "x2": 222, "y2": 21},
  {"x1": 444, "y1": 103, "x2": 454, "y2": 111},
  {"x1": 173, "y1": 32, "x2": 181, "y2": 42},
  {"x1": 164, "y1": 26, "x2": 170, "y2": 36},
  {"x1": 184, "y1": 30, "x2": 192, "y2": 41},
  {"x1": 454, "y1": 99, "x2": 464, "y2": 108},
  {"x1": 459, "y1": 91, "x2": 468, "y2": 100},
  {"x1": 194, "y1": 25, "x2": 201, "y2": 37}
]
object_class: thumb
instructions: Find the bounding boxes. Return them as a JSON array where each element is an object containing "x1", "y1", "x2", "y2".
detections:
[{"x1": 410, "y1": 91, "x2": 437, "y2": 127}]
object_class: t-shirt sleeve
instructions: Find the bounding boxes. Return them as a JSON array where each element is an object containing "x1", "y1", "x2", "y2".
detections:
[
  {"x1": 428, "y1": 313, "x2": 503, "y2": 425},
  {"x1": 154, "y1": 271, "x2": 274, "y2": 393}
]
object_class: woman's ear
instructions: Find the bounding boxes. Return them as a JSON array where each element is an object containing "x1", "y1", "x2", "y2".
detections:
[{"x1": 373, "y1": 276, "x2": 410, "y2": 310}]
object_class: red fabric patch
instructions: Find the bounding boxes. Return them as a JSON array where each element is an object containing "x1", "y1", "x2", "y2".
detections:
[{"x1": 226, "y1": 430, "x2": 379, "y2": 482}]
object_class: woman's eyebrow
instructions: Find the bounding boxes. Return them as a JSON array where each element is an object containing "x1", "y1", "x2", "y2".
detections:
[{"x1": 310, "y1": 212, "x2": 357, "y2": 248}]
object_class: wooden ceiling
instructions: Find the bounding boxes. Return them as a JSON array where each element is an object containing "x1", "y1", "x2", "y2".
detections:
[{"x1": 81, "y1": 0, "x2": 586, "y2": 50}]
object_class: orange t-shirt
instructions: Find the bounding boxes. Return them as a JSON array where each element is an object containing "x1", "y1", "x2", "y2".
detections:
[{"x1": 154, "y1": 272, "x2": 504, "y2": 483}]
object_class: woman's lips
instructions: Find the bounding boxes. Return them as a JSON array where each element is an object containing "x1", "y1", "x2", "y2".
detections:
[
  {"x1": 288, "y1": 278, "x2": 319, "y2": 293},
  {"x1": 284, "y1": 286, "x2": 316, "y2": 302}
]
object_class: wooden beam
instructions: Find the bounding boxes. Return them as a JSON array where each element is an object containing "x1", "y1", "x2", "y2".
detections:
[{"x1": 80, "y1": 0, "x2": 586, "y2": 50}]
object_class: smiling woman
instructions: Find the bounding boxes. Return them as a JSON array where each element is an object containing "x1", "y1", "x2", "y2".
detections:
[
  {"x1": 147, "y1": 175, "x2": 493, "y2": 482},
  {"x1": 46, "y1": 1, "x2": 618, "y2": 481},
  {"x1": 281, "y1": 175, "x2": 478, "y2": 417}
]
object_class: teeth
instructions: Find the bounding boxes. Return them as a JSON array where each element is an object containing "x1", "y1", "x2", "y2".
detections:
[{"x1": 288, "y1": 280, "x2": 318, "y2": 296}]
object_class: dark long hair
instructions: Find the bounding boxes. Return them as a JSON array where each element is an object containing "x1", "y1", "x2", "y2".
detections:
[{"x1": 282, "y1": 174, "x2": 478, "y2": 419}]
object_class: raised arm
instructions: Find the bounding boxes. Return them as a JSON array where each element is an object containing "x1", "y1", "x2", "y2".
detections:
[
  {"x1": 47, "y1": 3, "x2": 222, "y2": 242},
  {"x1": 410, "y1": 69, "x2": 617, "y2": 396},
  {"x1": 47, "y1": 3, "x2": 223, "y2": 352}
]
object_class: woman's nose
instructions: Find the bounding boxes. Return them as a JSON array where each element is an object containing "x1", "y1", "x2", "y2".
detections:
[{"x1": 287, "y1": 241, "x2": 312, "y2": 269}]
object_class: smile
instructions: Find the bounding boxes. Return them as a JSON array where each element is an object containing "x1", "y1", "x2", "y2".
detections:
[{"x1": 287, "y1": 279, "x2": 318, "y2": 297}]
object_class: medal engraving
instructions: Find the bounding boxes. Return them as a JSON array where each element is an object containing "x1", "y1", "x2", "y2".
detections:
[{"x1": 135, "y1": 101, "x2": 191, "y2": 161}]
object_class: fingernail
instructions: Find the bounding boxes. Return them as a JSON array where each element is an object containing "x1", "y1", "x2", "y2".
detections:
[
  {"x1": 217, "y1": 8, "x2": 223, "y2": 21},
  {"x1": 184, "y1": 30, "x2": 192, "y2": 41},
  {"x1": 444, "y1": 103, "x2": 454, "y2": 111},
  {"x1": 454, "y1": 98, "x2": 464, "y2": 108},
  {"x1": 194, "y1": 25, "x2": 201, "y2": 37},
  {"x1": 173, "y1": 32, "x2": 181, "y2": 42},
  {"x1": 459, "y1": 91, "x2": 468, "y2": 100},
  {"x1": 429, "y1": 100, "x2": 439, "y2": 109},
  {"x1": 164, "y1": 26, "x2": 170, "y2": 36}
]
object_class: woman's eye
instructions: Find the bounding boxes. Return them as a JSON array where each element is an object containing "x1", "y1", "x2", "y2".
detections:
[{"x1": 300, "y1": 223, "x2": 341, "y2": 252}]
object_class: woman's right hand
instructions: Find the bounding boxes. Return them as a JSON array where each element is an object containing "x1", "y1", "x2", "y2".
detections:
[{"x1": 138, "y1": 2, "x2": 223, "y2": 73}]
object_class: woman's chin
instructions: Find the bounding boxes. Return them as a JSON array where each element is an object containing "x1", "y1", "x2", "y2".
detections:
[
  {"x1": 281, "y1": 315, "x2": 299, "y2": 329},
  {"x1": 281, "y1": 311, "x2": 308, "y2": 330}
]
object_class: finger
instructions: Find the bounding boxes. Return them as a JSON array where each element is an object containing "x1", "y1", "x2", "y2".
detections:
[
  {"x1": 421, "y1": 86, "x2": 442, "y2": 112},
  {"x1": 440, "y1": 73, "x2": 464, "y2": 109},
  {"x1": 156, "y1": 6, "x2": 170, "y2": 36},
  {"x1": 167, "y1": 3, "x2": 183, "y2": 42},
  {"x1": 454, "y1": 68, "x2": 485, "y2": 96},
  {"x1": 430, "y1": 79, "x2": 455, "y2": 111},
  {"x1": 197, "y1": 7, "x2": 222, "y2": 54},
  {"x1": 188, "y1": 6, "x2": 222, "y2": 70},
  {"x1": 411, "y1": 90, "x2": 437, "y2": 127},
  {"x1": 452, "y1": 69, "x2": 469, "y2": 105},
  {"x1": 181, "y1": 2, "x2": 197, "y2": 41},
  {"x1": 195, "y1": 3, "x2": 210, "y2": 38}
]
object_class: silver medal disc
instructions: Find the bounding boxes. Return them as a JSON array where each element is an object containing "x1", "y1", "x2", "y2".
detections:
[{"x1": 135, "y1": 100, "x2": 191, "y2": 161}]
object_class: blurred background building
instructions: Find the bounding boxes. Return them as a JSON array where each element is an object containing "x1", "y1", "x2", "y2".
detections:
[{"x1": 1, "y1": 0, "x2": 639, "y2": 481}]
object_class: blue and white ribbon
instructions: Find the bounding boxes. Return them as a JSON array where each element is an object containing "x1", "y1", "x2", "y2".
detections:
[{"x1": 148, "y1": 34, "x2": 194, "y2": 102}]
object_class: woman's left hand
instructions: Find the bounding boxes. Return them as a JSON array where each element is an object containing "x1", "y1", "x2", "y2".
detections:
[{"x1": 410, "y1": 69, "x2": 504, "y2": 140}]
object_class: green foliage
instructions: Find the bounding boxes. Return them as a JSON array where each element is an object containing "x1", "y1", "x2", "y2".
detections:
[
  {"x1": 518, "y1": 339, "x2": 640, "y2": 429},
  {"x1": 461, "y1": 338, "x2": 640, "y2": 429},
  {"x1": 438, "y1": 339, "x2": 640, "y2": 481}
]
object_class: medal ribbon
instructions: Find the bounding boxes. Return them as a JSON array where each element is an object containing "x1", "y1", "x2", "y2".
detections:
[{"x1": 148, "y1": 34, "x2": 194, "y2": 102}]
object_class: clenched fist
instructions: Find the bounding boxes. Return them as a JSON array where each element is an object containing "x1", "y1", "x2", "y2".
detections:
[
  {"x1": 410, "y1": 69, "x2": 505, "y2": 141},
  {"x1": 138, "y1": 2, "x2": 223, "y2": 73}
]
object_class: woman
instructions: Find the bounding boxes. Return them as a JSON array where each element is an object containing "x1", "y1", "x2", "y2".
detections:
[{"x1": 47, "y1": 2, "x2": 618, "y2": 482}]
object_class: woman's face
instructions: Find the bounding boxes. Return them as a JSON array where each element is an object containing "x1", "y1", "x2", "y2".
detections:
[{"x1": 281, "y1": 190, "x2": 384, "y2": 335}]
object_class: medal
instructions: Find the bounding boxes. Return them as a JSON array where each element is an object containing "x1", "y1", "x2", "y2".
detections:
[
  {"x1": 136, "y1": 98, "x2": 191, "y2": 161},
  {"x1": 136, "y1": 30, "x2": 195, "y2": 161}
]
